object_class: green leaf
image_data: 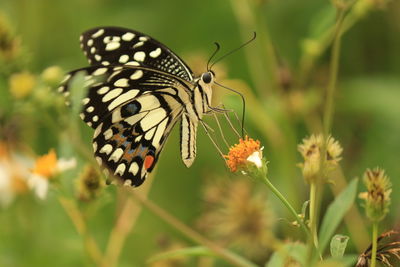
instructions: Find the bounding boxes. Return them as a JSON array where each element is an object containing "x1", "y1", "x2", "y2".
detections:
[
  {"x1": 301, "y1": 200, "x2": 310, "y2": 219},
  {"x1": 322, "y1": 255, "x2": 359, "y2": 267},
  {"x1": 330, "y1": 234, "x2": 349, "y2": 258},
  {"x1": 147, "y1": 246, "x2": 216, "y2": 263},
  {"x1": 68, "y1": 71, "x2": 86, "y2": 116},
  {"x1": 265, "y1": 243, "x2": 307, "y2": 267},
  {"x1": 319, "y1": 179, "x2": 358, "y2": 254}
]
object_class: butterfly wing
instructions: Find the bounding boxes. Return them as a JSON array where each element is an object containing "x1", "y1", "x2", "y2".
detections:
[
  {"x1": 60, "y1": 66, "x2": 191, "y2": 185},
  {"x1": 93, "y1": 93, "x2": 183, "y2": 186},
  {"x1": 80, "y1": 27, "x2": 194, "y2": 82}
]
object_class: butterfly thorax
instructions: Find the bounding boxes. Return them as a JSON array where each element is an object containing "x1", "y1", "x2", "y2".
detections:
[{"x1": 190, "y1": 71, "x2": 214, "y2": 120}]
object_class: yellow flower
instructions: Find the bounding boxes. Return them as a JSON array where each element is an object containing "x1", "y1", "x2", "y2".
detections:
[
  {"x1": 32, "y1": 149, "x2": 58, "y2": 178},
  {"x1": 225, "y1": 136, "x2": 263, "y2": 172},
  {"x1": 359, "y1": 167, "x2": 392, "y2": 222},
  {"x1": 298, "y1": 134, "x2": 342, "y2": 183},
  {"x1": 9, "y1": 71, "x2": 36, "y2": 99},
  {"x1": 41, "y1": 66, "x2": 63, "y2": 86}
]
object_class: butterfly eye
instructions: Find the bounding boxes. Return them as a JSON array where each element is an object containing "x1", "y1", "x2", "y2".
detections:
[{"x1": 202, "y1": 72, "x2": 213, "y2": 84}]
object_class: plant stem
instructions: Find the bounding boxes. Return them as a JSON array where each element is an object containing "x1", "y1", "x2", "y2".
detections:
[
  {"x1": 102, "y1": 180, "x2": 154, "y2": 267},
  {"x1": 256, "y1": 173, "x2": 311, "y2": 239},
  {"x1": 58, "y1": 197, "x2": 103, "y2": 265},
  {"x1": 371, "y1": 223, "x2": 378, "y2": 267},
  {"x1": 323, "y1": 9, "x2": 345, "y2": 137},
  {"x1": 307, "y1": 181, "x2": 322, "y2": 263},
  {"x1": 309, "y1": 182, "x2": 319, "y2": 248},
  {"x1": 128, "y1": 189, "x2": 258, "y2": 267}
]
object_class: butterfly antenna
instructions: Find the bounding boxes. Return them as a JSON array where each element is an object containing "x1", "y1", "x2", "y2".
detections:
[
  {"x1": 210, "y1": 32, "x2": 256, "y2": 69},
  {"x1": 215, "y1": 81, "x2": 246, "y2": 138},
  {"x1": 207, "y1": 42, "x2": 221, "y2": 71}
]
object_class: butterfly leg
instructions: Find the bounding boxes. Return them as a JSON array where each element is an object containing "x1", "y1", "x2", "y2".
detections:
[{"x1": 199, "y1": 120, "x2": 226, "y2": 160}]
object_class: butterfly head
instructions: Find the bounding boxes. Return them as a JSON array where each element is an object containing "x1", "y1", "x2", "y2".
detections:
[{"x1": 200, "y1": 70, "x2": 215, "y2": 85}]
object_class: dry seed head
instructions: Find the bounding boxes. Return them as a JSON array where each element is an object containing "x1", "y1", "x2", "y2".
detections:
[
  {"x1": 359, "y1": 167, "x2": 392, "y2": 222},
  {"x1": 297, "y1": 134, "x2": 342, "y2": 183}
]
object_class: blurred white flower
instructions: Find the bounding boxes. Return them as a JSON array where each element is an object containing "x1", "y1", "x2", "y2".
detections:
[
  {"x1": 247, "y1": 148, "x2": 263, "y2": 169},
  {"x1": 27, "y1": 149, "x2": 76, "y2": 199}
]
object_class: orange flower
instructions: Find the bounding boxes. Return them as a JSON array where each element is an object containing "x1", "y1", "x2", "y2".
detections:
[
  {"x1": 32, "y1": 149, "x2": 58, "y2": 178},
  {"x1": 225, "y1": 136, "x2": 262, "y2": 172}
]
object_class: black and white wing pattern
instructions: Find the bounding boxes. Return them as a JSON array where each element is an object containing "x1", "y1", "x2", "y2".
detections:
[
  {"x1": 59, "y1": 65, "x2": 190, "y2": 186},
  {"x1": 80, "y1": 27, "x2": 194, "y2": 81},
  {"x1": 60, "y1": 26, "x2": 216, "y2": 187}
]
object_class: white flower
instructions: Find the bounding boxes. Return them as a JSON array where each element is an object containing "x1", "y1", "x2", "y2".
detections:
[
  {"x1": 28, "y1": 149, "x2": 77, "y2": 200},
  {"x1": 246, "y1": 148, "x2": 263, "y2": 169},
  {"x1": 28, "y1": 174, "x2": 49, "y2": 200},
  {"x1": 0, "y1": 162, "x2": 14, "y2": 207}
]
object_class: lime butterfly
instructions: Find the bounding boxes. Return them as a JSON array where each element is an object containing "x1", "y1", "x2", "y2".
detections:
[{"x1": 59, "y1": 27, "x2": 216, "y2": 186}]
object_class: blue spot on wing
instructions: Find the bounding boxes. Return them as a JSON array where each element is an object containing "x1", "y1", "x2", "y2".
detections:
[{"x1": 121, "y1": 102, "x2": 140, "y2": 117}]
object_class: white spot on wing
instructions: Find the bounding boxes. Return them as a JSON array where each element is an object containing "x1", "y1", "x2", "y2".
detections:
[
  {"x1": 93, "y1": 68, "x2": 107, "y2": 76},
  {"x1": 133, "y1": 41, "x2": 144, "y2": 49},
  {"x1": 109, "y1": 148, "x2": 123, "y2": 162},
  {"x1": 112, "y1": 109, "x2": 122, "y2": 123},
  {"x1": 150, "y1": 48, "x2": 162, "y2": 58},
  {"x1": 95, "y1": 54, "x2": 102, "y2": 61},
  {"x1": 86, "y1": 106, "x2": 94, "y2": 113},
  {"x1": 93, "y1": 115, "x2": 99, "y2": 122},
  {"x1": 105, "y1": 41, "x2": 121, "y2": 51},
  {"x1": 122, "y1": 32, "x2": 135, "y2": 41},
  {"x1": 129, "y1": 162, "x2": 139, "y2": 175},
  {"x1": 100, "y1": 144, "x2": 113, "y2": 155},
  {"x1": 102, "y1": 88, "x2": 123, "y2": 102},
  {"x1": 144, "y1": 127, "x2": 156, "y2": 140},
  {"x1": 153, "y1": 118, "x2": 168, "y2": 146},
  {"x1": 137, "y1": 94, "x2": 160, "y2": 111},
  {"x1": 108, "y1": 90, "x2": 139, "y2": 111},
  {"x1": 125, "y1": 61, "x2": 140, "y2": 66},
  {"x1": 119, "y1": 54, "x2": 129, "y2": 63},
  {"x1": 96, "y1": 156, "x2": 102, "y2": 165},
  {"x1": 140, "y1": 108, "x2": 167, "y2": 131},
  {"x1": 130, "y1": 70, "x2": 143, "y2": 80},
  {"x1": 115, "y1": 163, "x2": 126, "y2": 176},
  {"x1": 82, "y1": 98, "x2": 90, "y2": 105},
  {"x1": 92, "y1": 29, "x2": 104, "y2": 38},
  {"x1": 114, "y1": 78, "x2": 129, "y2": 87},
  {"x1": 87, "y1": 39, "x2": 93, "y2": 46},
  {"x1": 103, "y1": 128, "x2": 113, "y2": 140},
  {"x1": 134, "y1": 51, "x2": 146, "y2": 62},
  {"x1": 123, "y1": 179, "x2": 132, "y2": 186},
  {"x1": 97, "y1": 86, "x2": 110, "y2": 95},
  {"x1": 94, "y1": 123, "x2": 103, "y2": 138}
]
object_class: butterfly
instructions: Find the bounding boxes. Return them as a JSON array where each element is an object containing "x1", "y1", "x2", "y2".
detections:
[{"x1": 59, "y1": 26, "x2": 217, "y2": 187}]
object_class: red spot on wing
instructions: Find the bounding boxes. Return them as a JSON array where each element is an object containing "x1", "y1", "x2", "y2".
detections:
[{"x1": 144, "y1": 155, "x2": 154, "y2": 170}]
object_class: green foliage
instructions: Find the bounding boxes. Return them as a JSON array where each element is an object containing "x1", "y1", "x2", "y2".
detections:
[
  {"x1": 330, "y1": 234, "x2": 350, "y2": 258},
  {"x1": 319, "y1": 179, "x2": 358, "y2": 254},
  {"x1": 0, "y1": 0, "x2": 399, "y2": 266}
]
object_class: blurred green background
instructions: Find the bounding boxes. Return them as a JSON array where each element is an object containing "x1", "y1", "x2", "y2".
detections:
[{"x1": 0, "y1": 0, "x2": 399, "y2": 266}]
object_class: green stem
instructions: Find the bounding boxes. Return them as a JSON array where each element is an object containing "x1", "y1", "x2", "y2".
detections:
[
  {"x1": 371, "y1": 223, "x2": 378, "y2": 267},
  {"x1": 128, "y1": 189, "x2": 258, "y2": 267},
  {"x1": 307, "y1": 182, "x2": 322, "y2": 264},
  {"x1": 256, "y1": 172, "x2": 311, "y2": 239},
  {"x1": 309, "y1": 182, "x2": 319, "y2": 247},
  {"x1": 323, "y1": 9, "x2": 345, "y2": 137}
]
